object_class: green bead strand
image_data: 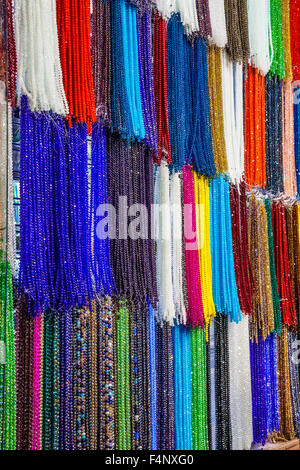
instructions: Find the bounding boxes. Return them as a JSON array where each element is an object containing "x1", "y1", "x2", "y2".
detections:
[
  {"x1": 0, "y1": 253, "x2": 16, "y2": 450},
  {"x1": 191, "y1": 327, "x2": 208, "y2": 450},
  {"x1": 269, "y1": 0, "x2": 286, "y2": 79},
  {"x1": 115, "y1": 300, "x2": 131, "y2": 450},
  {"x1": 265, "y1": 200, "x2": 282, "y2": 335}
]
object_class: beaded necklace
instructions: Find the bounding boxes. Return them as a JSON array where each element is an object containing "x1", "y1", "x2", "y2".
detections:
[
  {"x1": 188, "y1": 38, "x2": 216, "y2": 177},
  {"x1": 155, "y1": 323, "x2": 175, "y2": 450},
  {"x1": 110, "y1": 0, "x2": 145, "y2": 142},
  {"x1": 42, "y1": 311, "x2": 60, "y2": 450},
  {"x1": 190, "y1": 326, "x2": 208, "y2": 450},
  {"x1": 206, "y1": 45, "x2": 228, "y2": 175},
  {"x1": 0, "y1": 256, "x2": 16, "y2": 449},
  {"x1": 148, "y1": 301, "x2": 157, "y2": 450},
  {"x1": 264, "y1": 332, "x2": 280, "y2": 437},
  {"x1": 271, "y1": 201, "x2": 297, "y2": 328},
  {"x1": 170, "y1": 172, "x2": 186, "y2": 325},
  {"x1": 265, "y1": 199, "x2": 282, "y2": 335},
  {"x1": 137, "y1": 6, "x2": 158, "y2": 153},
  {"x1": 288, "y1": 330, "x2": 300, "y2": 438},
  {"x1": 14, "y1": 0, "x2": 68, "y2": 116},
  {"x1": 88, "y1": 301, "x2": 98, "y2": 450},
  {"x1": 285, "y1": 203, "x2": 300, "y2": 327},
  {"x1": 182, "y1": 165, "x2": 204, "y2": 328},
  {"x1": 193, "y1": 172, "x2": 215, "y2": 330},
  {"x1": 214, "y1": 314, "x2": 231, "y2": 450},
  {"x1": 210, "y1": 175, "x2": 241, "y2": 323},
  {"x1": 32, "y1": 312, "x2": 42, "y2": 450},
  {"x1": 195, "y1": 0, "x2": 211, "y2": 38},
  {"x1": 221, "y1": 51, "x2": 244, "y2": 184},
  {"x1": 244, "y1": 66, "x2": 266, "y2": 189},
  {"x1": 265, "y1": 75, "x2": 283, "y2": 194},
  {"x1": 250, "y1": 333, "x2": 267, "y2": 444},
  {"x1": 224, "y1": 0, "x2": 249, "y2": 62},
  {"x1": 248, "y1": 196, "x2": 275, "y2": 341},
  {"x1": 281, "y1": 0, "x2": 293, "y2": 82},
  {"x1": 277, "y1": 326, "x2": 295, "y2": 440},
  {"x1": 91, "y1": 123, "x2": 115, "y2": 296},
  {"x1": 208, "y1": 0, "x2": 227, "y2": 48},
  {"x1": 115, "y1": 299, "x2": 131, "y2": 450},
  {"x1": 250, "y1": 331, "x2": 280, "y2": 444},
  {"x1": 269, "y1": 0, "x2": 285, "y2": 79},
  {"x1": 59, "y1": 309, "x2": 73, "y2": 450},
  {"x1": 228, "y1": 315, "x2": 253, "y2": 450},
  {"x1": 98, "y1": 297, "x2": 115, "y2": 450},
  {"x1": 106, "y1": 134, "x2": 157, "y2": 306},
  {"x1": 290, "y1": 0, "x2": 300, "y2": 80},
  {"x1": 131, "y1": 300, "x2": 151, "y2": 450},
  {"x1": 229, "y1": 182, "x2": 254, "y2": 316},
  {"x1": 173, "y1": 325, "x2": 192, "y2": 451},
  {"x1": 19, "y1": 98, "x2": 93, "y2": 313},
  {"x1": 15, "y1": 296, "x2": 33, "y2": 450},
  {"x1": 167, "y1": 14, "x2": 189, "y2": 172},
  {"x1": 247, "y1": 0, "x2": 272, "y2": 76},
  {"x1": 153, "y1": 12, "x2": 171, "y2": 165},
  {"x1": 91, "y1": 0, "x2": 111, "y2": 125},
  {"x1": 56, "y1": 0, "x2": 96, "y2": 129},
  {"x1": 294, "y1": 87, "x2": 300, "y2": 196},
  {"x1": 0, "y1": 0, "x2": 16, "y2": 105},
  {"x1": 282, "y1": 81, "x2": 297, "y2": 197},
  {"x1": 154, "y1": 164, "x2": 175, "y2": 325},
  {"x1": 73, "y1": 308, "x2": 88, "y2": 450}
]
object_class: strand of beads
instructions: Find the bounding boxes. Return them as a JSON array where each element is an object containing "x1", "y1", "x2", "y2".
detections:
[
  {"x1": 98, "y1": 297, "x2": 115, "y2": 450},
  {"x1": 228, "y1": 315, "x2": 253, "y2": 450},
  {"x1": 277, "y1": 326, "x2": 295, "y2": 440},
  {"x1": 172, "y1": 325, "x2": 192, "y2": 450},
  {"x1": 193, "y1": 173, "x2": 216, "y2": 330},
  {"x1": 0, "y1": 256, "x2": 16, "y2": 449},
  {"x1": 214, "y1": 314, "x2": 231, "y2": 450},
  {"x1": 288, "y1": 330, "x2": 300, "y2": 437},
  {"x1": 285, "y1": 203, "x2": 300, "y2": 327},
  {"x1": 59, "y1": 309, "x2": 73, "y2": 450},
  {"x1": 91, "y1": 0, "x2": 111, "y2": 124},
  {"x1": 244, "y1": 66, "x2": 266, "y2": 189},
  {"x1": 0, "y1": 0, "x2": 17, "y2": 104},
  {"x1": 74, "y1": 308, "x2": 88, "y2": 449},
  {"x1": 210, "y1": 175, "x2": 241, "y2": 323},
  {"x1": 88, "y1": 301, "x2": 98, "y2": 450},
  {"x1": 115, "y1": 299, "x2": 131, "y2": 450},
  {"x1": 188, "y1": 38, "x2": 216, "y2": 177},
  {"x1": 265, "y1": 200, "x2": 282, "y2": 335},
  {"x1": 167, "y1": 14, "x2": 189, "y2": 171},
  {"x1": 272, "y1": 201, "x2": 297, "y2": 328},
  {"x1": 136, "y1": 6, "x2": 158, "y2": 153},
  {"x1": 290, "y1": 0, "x2": 300, "y2": 80},
  {"x1": 206, "y1": 44, "x2": 228, "y2": 175},
  {"x1": 248, "y1": 196, "x2": 275, "y2": 341},
  {"x1": 90, "y1": 123, "x2": 115, "y2": 296},
  {"x1": 42, "y1": 311, "x2": 54, "y2": 450},
  {"x1": 14, "y1": 0, "x2": 68, "y2": 115},
  {"x1": 229, "y1": 183, "x2": 254, "y2": 316},
  {"x1": 190, "y1": 326, "x2": 208, "y2": 450},
  {"x1": 56, "y1": 0, "x2": 96, "y2": 130},
  {"x1": 282, "y1": 81, "x2": 297, "y2": 197},
  {"x1": 148, "y1": 302, "x2": 157, "y2": 450},
  {"x1": 32, "y1": 312, "x2": 42, "y2": 450},
  {"x1": 182, "y1": 166, "x2": 204, "y2": 327},
  {"x1": 224, "y1": 0, "x2": 249, "y2": 62},
  {"x1": 153, "y1": 11, "x2": 171, "y2": 164},
  {"x1": 155, "y1": 322, "x2": 175, "y2": 450},
  {"x1": 269, "y1": 0, "x2": 285, "y2": 78}
]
